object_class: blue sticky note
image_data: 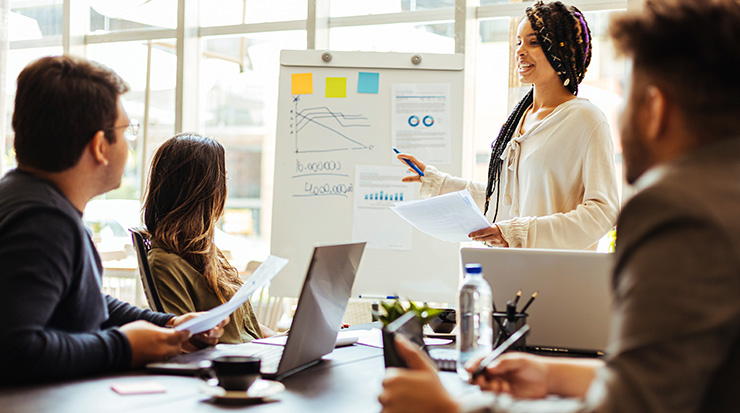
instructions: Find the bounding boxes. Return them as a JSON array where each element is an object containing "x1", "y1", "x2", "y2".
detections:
[{"x1": 357, "y1": 72, "x2": 379, "y2": 94}]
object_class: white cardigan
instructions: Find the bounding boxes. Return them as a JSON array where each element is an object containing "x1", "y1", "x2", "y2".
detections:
[{"x1": 420, "y1": 98, "x2": 619, "y2": 249}]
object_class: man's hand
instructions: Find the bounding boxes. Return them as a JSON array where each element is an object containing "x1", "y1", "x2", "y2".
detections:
[
  {"x1": 168, "y1": 313, "x2": 229, "y2": 352},
  {"x1": 469, "y1": 225, "x2": 509, "y2": 248},
  {"x1": 470, "y1": 353, "x2": 601, "y2": 399},
  {"x1": 379, "y1": 336, "x2": 459, "y2": 413},
  {"x1": 469, "y1": 353, "x2": 549, "y2": 399},
  {"x1": 121, "y1": 320, "x2": 191, "y2": 368},
  {"x1": 396, "y1": 153, "x2": 427, "y2": 183}
]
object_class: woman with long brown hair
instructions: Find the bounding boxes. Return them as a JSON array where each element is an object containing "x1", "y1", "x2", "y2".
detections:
[{"x1": 143, "y1": 133, "x2": 269, "y2": 343}]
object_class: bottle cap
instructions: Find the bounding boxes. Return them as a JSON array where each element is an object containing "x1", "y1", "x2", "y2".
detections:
[{"x1": 465, "y1": 263, "x2": 482, "y2": 274}]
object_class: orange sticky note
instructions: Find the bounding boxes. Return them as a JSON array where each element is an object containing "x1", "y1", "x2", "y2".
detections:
[
  {"x1": 291, "y1": 73, "x2": 313, "y2": 95},
  {"x1": 325, "y1": 77, "x2": 347, "y2": 98}
]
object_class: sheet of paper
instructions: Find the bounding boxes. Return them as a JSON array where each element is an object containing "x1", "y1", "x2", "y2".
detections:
[
  {"x1": 391, "y1": 189, "x2": 490, "y2": 243},
  {"x1": 352, "y1": 165, "x2": 413, "y2": 250},
  {"x1": 253, "y1": 331, "x2": 358, "y2": 347},
  {"x1": 174, "y1": 255, "x2": 289, "y2": 335},
  {"x1": 349, "y1": 328, "x2": 383, "y2": 348},
  {"x1": 347, "y1": 328, "x2": 453, "y2": 348},
  {"x1": 424, "y1": 337, "x2": 454, "y2": 346},
  {"x1": 252, "y1": 335, "x2": 288, "y2": 346},
  {"x1": 391, "y1": 83, "x2": 452, "y2": 165}
]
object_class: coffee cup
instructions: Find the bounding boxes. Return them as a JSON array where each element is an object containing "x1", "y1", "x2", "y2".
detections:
[{"x1": 208, "y1": 356, "x2": 261, "y2": 391}]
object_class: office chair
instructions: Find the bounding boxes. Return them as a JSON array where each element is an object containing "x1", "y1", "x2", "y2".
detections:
[{"x1": 129, "y1": 228, "x2": 165, "y2": 312}]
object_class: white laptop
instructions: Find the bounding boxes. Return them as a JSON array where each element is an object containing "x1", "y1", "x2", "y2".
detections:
[
  {"x1": 460, "y1": 247, "x2": 613, "y2": 353},
  {"x1": 149, "y1": 242, "x2": 366, "y2": 380}
]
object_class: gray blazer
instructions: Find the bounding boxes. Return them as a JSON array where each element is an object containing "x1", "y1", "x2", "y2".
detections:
[{"x1": 462, "y1": 137, "x2": 740, "y2": 413}]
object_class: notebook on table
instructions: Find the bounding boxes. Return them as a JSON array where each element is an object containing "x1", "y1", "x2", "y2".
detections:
[
  {"x1": 460, "y1": 247, "x2": 613, "y2": 354},
  {"x1": 147, "y1": 241, "x2": 366, "y2": 381}
]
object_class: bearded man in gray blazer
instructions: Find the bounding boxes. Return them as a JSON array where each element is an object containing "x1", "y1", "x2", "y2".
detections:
[{"x1": 378, "y1": 1, "x2": 740, "y2": 412}]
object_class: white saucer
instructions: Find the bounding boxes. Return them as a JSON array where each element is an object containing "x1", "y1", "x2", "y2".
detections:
[{"x1": 200, "y1": 379, "x2": 285, "y2": 402}]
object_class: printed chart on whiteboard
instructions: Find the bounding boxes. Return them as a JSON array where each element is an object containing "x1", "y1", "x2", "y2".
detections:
[
  {"x1": 352, "y1": 166, "x2": 414, "y2": 251},
  {"x1": 271, "y1": 50, "x2": 464, "y2": 302},
  {"x1": 391, "y1": 83, "x2": 452, "y2": 165}
]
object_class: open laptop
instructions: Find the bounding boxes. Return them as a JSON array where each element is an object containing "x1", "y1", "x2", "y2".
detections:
[
  {"x1": 149, "y1": 241, "x2": 366, "y2": 380},
  {"x1": 461, "y1": 247, "x2": 613, "y2": 353}
]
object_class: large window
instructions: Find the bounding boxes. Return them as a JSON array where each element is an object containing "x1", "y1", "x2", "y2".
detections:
[
  {"x1": 2, "y1": 0, "x2": 628, "y2": 306},
  {"x1": 4, "y1": 0, "x2": 65, "y2": 173},
  {"x1": 199, "y1": 31, "x2": 307, "y2": 269}
]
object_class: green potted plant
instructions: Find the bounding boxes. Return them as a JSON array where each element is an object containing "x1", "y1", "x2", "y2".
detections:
[{"x1": 377, "y1": 299, "x2": 443, "y2": 326}]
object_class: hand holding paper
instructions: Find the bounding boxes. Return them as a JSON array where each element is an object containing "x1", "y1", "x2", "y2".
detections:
[
  {"x1": 390, "y1": 189, "x2": 490, "y2": 243},
  {"x1": 174, "y1": 255, "x2": 289, "y2": 335}
]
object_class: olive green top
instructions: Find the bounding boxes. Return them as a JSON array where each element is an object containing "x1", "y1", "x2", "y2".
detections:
[{"x1": 147, "y1": 243, "x2": 263, "y2": 344}]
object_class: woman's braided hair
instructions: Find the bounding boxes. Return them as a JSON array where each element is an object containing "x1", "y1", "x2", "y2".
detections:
[{"x1": 483, "y1": 1, "x2": 593, "y2": 221}]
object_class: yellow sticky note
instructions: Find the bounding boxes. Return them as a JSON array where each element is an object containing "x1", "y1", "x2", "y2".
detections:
[
  {"x1": 325, "y1": 77, "x2": 347, "y2": 98},
  {"x1": 291, "y1": 73, "x2": 313, "y2": 95}
]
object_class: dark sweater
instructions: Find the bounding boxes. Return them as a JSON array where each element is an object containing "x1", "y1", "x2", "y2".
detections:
[{"x1": 0, "y1": 169, "x2": 173, "y2": 385}]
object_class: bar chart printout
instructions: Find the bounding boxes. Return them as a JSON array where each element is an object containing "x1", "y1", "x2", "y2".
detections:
[
  {"x1": 364, "y1": 191, "x2": 405, "y2": 201},
  {"x1": 353, "y1": 166, "x2": 414, "y2": 250}
]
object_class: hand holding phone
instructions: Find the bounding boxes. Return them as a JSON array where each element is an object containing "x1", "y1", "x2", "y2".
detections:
[{"x1": 382, "y1": 312, "x2": 427, "y2": 368}]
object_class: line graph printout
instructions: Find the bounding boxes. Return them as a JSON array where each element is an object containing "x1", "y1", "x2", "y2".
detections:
[
  {"x1": 391, "y1": 83, "x2": 452, "y2": 165},
  {"x1": 291, "y1": 96, "x2": 373, "y2": 153}
]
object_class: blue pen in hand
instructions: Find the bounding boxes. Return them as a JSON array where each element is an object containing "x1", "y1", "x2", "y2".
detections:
[{"x1": 393, "y1": 147, "x2": 424, "y2": 177}]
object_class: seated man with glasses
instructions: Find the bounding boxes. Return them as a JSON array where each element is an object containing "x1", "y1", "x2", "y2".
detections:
[{"x1": 0, "y1": 55, "x2": 227, "y2": 385}]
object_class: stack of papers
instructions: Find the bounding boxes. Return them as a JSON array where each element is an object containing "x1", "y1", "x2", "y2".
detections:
[{"x1": 391, "y1": 189, "x2": 490, "y2": 242}]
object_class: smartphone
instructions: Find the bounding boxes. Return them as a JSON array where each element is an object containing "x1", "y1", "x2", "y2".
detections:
[{"x1": 382, "y1": 311, "x2": 428, "y2": 368}]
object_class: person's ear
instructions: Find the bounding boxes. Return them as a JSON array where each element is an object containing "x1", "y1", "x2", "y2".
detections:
[
  {"x1": 89, "y1": 130, "x2": 110, "y2": 166},
  {"x1": 642, "y1": 85, "x2": 667, "y2": 143}
]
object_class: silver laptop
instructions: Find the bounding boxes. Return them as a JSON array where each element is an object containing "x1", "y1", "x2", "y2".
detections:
[
  {"x1": 461, "y1": 247, "x2": 613, "y2": 353},
  {"x1": 149, "y1": 242, "x2": 366, "y2": 380}
]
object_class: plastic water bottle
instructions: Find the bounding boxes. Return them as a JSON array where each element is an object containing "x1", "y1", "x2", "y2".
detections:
[{"x1": 457, "y1": 263, "x2": 493, "y2": 380}]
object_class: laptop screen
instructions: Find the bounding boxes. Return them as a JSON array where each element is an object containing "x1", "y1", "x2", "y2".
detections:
[
  {"x1": 461, "y1": 247, "x2": 613, "y2": 352},
  {"x1": 277, "y1": 242, "x2": 365, "y2": 376}
]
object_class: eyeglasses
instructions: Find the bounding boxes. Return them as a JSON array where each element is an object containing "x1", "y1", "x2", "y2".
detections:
[{"x1": 107, "y1": 121, "x2": 140, "y2": 142}]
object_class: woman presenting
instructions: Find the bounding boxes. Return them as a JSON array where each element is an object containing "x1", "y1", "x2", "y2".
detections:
[{"x1": 398, "y1": 1, "x2": 618, "y2": 250}]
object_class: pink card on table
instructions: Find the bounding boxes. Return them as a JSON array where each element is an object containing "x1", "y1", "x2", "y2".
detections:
[{"x1": 111, "y1": 380, "x2": 166, "y2": 395}]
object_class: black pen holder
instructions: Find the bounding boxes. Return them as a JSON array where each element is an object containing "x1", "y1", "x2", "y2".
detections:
[{"x1": 492, "y1": 312, "x2": 528, "y2": 350}]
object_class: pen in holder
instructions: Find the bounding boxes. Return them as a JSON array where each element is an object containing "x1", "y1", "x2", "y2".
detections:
[{"x1": 492, "y1": 309, "x2": 528, "y2": 350}]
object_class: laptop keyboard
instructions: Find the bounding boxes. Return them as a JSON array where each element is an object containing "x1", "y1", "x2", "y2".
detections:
[
  {"x1": 429, "y1": 348, "x2": 457, "y2": 372},
  {"x1": 216, "y1": 343, "x2": 284, "y2": 374}
]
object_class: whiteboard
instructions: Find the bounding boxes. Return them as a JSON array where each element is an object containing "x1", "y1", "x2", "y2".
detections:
[{"x1": 270, "y1": 50, "x2": 464, "y2": 303}]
